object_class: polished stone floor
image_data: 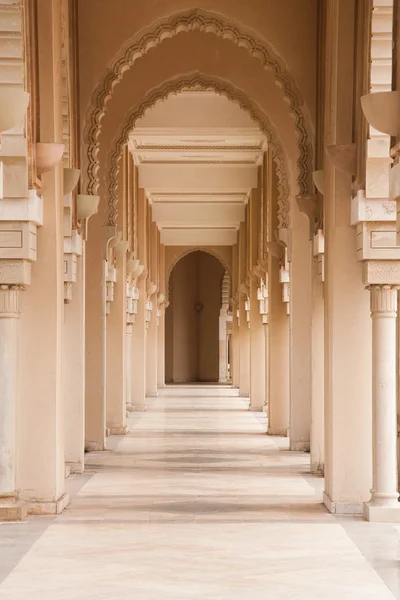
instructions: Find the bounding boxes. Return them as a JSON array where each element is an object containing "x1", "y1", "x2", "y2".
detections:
[{"x1": 1, "y1": 387, "x2": 400, "y2": 598}]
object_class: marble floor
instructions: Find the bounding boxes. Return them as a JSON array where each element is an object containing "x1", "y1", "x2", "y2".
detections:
[{"x1": 1, "y1": 387, "x2": 400, "y2": 598}]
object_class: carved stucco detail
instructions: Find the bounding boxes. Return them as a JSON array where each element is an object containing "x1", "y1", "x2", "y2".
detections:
[
  {"x1": 165, "y1": 247, "x2": 231, "y2": 305},
  {"x1": 105, "y1": 74, "x2": 290, "y2": 228},
  {"x1": 82, "y1": 9, "x2": 313, "y2": 201},
  {"x1": 363, "y1": 260, "x2": 400, "y2": 285}
]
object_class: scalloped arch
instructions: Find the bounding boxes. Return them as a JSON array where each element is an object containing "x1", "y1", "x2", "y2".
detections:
[
  {"x1": 166, "y1": 247, "x2": 231, "y2": 306},
  {"x1": 82, "y1": 8, "x2": 313, "y2": 198},
  {"x1": 106, "y1": 73, "x2": 291, "y2": 229}
]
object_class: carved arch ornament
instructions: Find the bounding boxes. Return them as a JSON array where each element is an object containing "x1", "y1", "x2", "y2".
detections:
[
  {"x1": 106, "y1": 74, "x2": 290, "y2": 228},
  {"x1": 165, "y1": 248, "x2": 231, "y2": 306},
  {"x1": 82, "y1": 9, "x2": 313, "y2": 200}
]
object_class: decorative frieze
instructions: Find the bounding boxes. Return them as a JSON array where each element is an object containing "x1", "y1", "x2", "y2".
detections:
[{"x1": 363, "y1": 260, "x2": 400, "y2": 285}]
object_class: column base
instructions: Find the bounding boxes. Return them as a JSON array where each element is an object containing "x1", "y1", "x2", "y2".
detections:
[
  {"x1": 0, "y1": 494, "x2": 27, "y2": 522},
  {"x1": 134, "y1": 404, "x2": 147, "y2": 412},
  {"x1": 85, "y1": 441, "x2": 105, "y2": 452},
  {"x1": 363, "y1": 499, "x2": 400, "y2": 522},
  {"x1": 310, "y1": 461, "x2": 324, "y2": 475},
  {"x1": 323, "y1": 492, "x2": 363, "y2": 515},
  {"x1": 66, "y1": 461, "x2": 84, "y2": 474},
  {"x1": 126, "y1": 403, "x2": 134, "y2": 413},
  {"x1": 109, "y1": 425, "x2": 128, "y2": 436},
  {"x1": 290, "y1": 441, "x2": 310, "y2": 452},
  {"x1": 268, "y1": 427, "x2": 289, "y2": 437},
  {"x1": 249, "y1": 404, "x2": 264, "y2": 412},
  {"x1": 64, "y1": 463, "x2": 71, "y2": 479},
  {"x1": 27, "y1": 493, "x2": 70, "y2": 516}
]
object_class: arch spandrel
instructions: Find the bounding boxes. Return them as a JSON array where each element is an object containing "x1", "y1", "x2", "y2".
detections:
[{"x1": 82, "y1": 8, "x2": 314, "y2": 200}]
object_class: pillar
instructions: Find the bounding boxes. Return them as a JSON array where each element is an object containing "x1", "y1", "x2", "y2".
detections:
[
  {"x1": 106, "y1": 253, "x2": 127, "y2": 435},
  {"x1": 323, "y1": 0, "x2": 372, "y2": 514},
  {"x1": 239, "y1": 296, "x2": 250, "y2": 397},
  {"x1": 363, "y1": 285, "x2": 400, "y2": 521},
  {"x1": 157, "y1": 307, "x2": 166, "y2": 388},
  {"x1": 0, "y1": 287, "x2": 26, "y2": 520},
  {"x1": 126, "y1": 323, "x2": 134, "y2": 412},
  {"x1": 17, "y1": 0, "x2": 68, "y2": 514},
  {"x1": 146, "y1": 305, "x2": 158, "y2": 396},
  {"x1": 218, "y1": 312, "x2": 228, "y2": 383},
  {"x1": 289, "y1": 204, "x2": 312, "y2": 450},
  {"x1": 249, "y1": 279, "x2": 265, "y2": 410},
  {"x1": 132, "y1": 279, "x2": 147, "y2": 410},
  {"x1": 232, "y1": 306, "x2": 240, "y2": 388},
  {"x1": 64, "y1": 247, "x2": 85, "y2": 473},
  {"x1": 268, "y1": 257, "x2": 290, "y2": 436},
  {"x1": 310, "y1": 258, "x2": 324, "y2": 473}
]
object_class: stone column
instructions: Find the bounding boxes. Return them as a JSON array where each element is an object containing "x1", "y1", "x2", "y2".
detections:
[
  {"x1": 249, "y1": 279, "x2": 265, "y2": 411},
  {"x1": 231, "y1": 304, "x2": 240, "y2": 388},
  {"x1": 218, "y1": 313, "x2": 228, "y2": 382},
  {"x1": 0, "y1": 286, "x2": 26, "y2": 520},
  {"x1": 268, "y1": 253, "x2": 290, "y2": 435},
  {"x1": 146, "y1": 303, "x2": 158, "y2": 397},
  {"x1": 289, "y1": 204, "x2": 312, "y2": 450},
  {"x1": 132, "y1": 279, "x2": 147, "y2": 410},
  {"x1": 310, "y1": 257, "x2": 324, "y2": 473},
  {"x1": 157, "y1": 306, "x2": 166, "y2": 388},
  {"x1": 363, "y1": 285, "x2": 400, "y2": 521},
  {"x1": 64, "y1": 245, "x2": 85, "y2": 473},
  {"x1": 106, "y1": 252, "x2": 127, "y2": 435},
  {"x1": 323, "y1": 0, "x2": 372, "y2": 515},
  {"x1": 126, "y1": 322, "x2": 134, "y2": 412},
  {"x1": 239, "y1": 295, "x2": 250, "y2": 397}
]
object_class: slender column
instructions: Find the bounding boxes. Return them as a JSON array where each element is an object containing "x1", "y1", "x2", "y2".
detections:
[
  {"x1": 64, "y1": 246, "x2": 85, "y2": 473},
  {"x1": 231, "y1": 306, "x2": 240, "y2": 388},
  {"x1": 289, "y1": 205, "x2": 312, "y2": 450},
  {"x1": 249, "y1": 279, "x2": 265, "y2": 410},
  {"x1": 268, "y1": 254, "x2": 290, "y2": 435},
  {"x1": 146, "y1": 304, "x2": 158, "y2": 396},
  {"x1": 364, "y1": 285, "x2": 400, "y2": 521},
  {"x1": 0, "y1": 287, "x2": 26, "y2": 520},
  {"x1": 238, "y1": 296, "x2": 250, "y2": 397},
  {"x1": 157, "y1": 307, "x2": 166, "y2": 388},
  {"x1": 126, "y1": 323, "x2": 134, "y2": 412},
  {"x1": 132, "y1": 279, "x2": 147, "y2": 410},
  {"x1": 310, "y1": 258, "x2": 324, "y2": 473},
  {"x1": 106, "y1": 253, "x2": 127, "y2": 435},
  {"x1": 218, "y1": 313, "x2": 228, "y2": 382}
]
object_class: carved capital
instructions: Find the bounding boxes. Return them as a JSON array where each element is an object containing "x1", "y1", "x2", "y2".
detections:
[
  {"x1": 0, "y1": 285, "x2": 22, "y2": 317},
  {"x1": 369, "y1": 285, "x2": 399, "y2": 316}
]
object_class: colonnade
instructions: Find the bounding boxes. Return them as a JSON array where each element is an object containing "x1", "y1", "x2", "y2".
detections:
[{"x1": 0, "y1": 0, "x2": 400, "y2": 525}]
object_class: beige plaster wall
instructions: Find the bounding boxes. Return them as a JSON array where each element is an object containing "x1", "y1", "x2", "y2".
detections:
[{"x1": 166, "y1": 251, "x2": 224, "y2": 382}]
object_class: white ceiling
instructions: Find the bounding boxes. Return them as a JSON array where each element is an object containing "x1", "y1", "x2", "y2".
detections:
[{"x1": 129, "y1": 92, "x2": 267, "y2": 246}]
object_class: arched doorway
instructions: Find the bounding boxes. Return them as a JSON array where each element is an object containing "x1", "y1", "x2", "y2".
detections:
[{"x1": 165, "y1": 251, "x2": 225, "y2": 383}]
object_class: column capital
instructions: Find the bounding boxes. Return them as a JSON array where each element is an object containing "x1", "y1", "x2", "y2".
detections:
[
  {"x1": 369, "y1": 284, "x2": 399, "y2": 316},
  {"x1": 0, "y1": 285, "x2": 22, "y2": 317}
]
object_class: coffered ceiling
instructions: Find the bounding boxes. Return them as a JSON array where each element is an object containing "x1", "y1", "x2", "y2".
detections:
[{"x1": 129, "y1": 92, "x2": 267, "y2": 246}]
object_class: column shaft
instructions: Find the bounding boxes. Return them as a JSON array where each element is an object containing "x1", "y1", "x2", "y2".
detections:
[
  {"x1": 132, "y1": 280, "x2": 147, "y2": 410},
  {"x1": 310, "y1": 258, "x2": 324, "y2": 473},
  {"x1": 364, "y1": 285, "x2": 400, "y2": 521},
  {"x1": 126, "y1": 324, "x2": 133, "y2": 412},
  {"x1": 249, "y1": 280, "x2": 265, "y2": 411},
  {"x1": 238, "y1": 296, "x2": 250, "y2": 397}
]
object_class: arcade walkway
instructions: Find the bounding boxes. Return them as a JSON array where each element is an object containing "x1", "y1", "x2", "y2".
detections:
[{"x1": 0, "y1": 388, "x2": 399, "y2": 599}]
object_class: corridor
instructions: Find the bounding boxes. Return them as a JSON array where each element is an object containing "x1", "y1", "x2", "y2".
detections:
[{"x1": 0, "y1": 388, "x2": 399, "y2": 599}]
